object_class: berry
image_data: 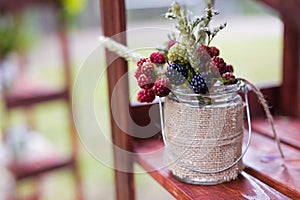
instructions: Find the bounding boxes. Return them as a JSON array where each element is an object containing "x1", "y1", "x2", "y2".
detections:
[
  {"x1": 222, "y1": 72, "x2": 237, "y2": 85},
  {"x1": 207, "y1": 46, "x2": 220, "y2": 57},
  {"x1": 134, "y1": 69, "x2": 142, "y2": 79},
  {"x1": 153, "y1": 78, "x2": 171, "y2": 97},
  {"x1": 165, "y1": 63, "x2": 188, "y2": 85},
  {"x1": 212, "y1": 56, "x2": 227, "y2": 75},
  {"x1": 137, "y1": 74, "x2": 155, "y2": 89},
  {"x1": 198, "y1": 45, "x2": 209, "y2": 56},
  {"x1": 190, "y1": 73, "x2": 208, "y2": 94},
  {"x1": 150, "y1": 52, "x2": 166, "y2": 64},
  {"x1": 225, "y1": 64, "x2": 234, "y2": 73},
  {"x1": 136, "y1": 58, "x2": 150, "y2": 68},
  {"x1": 137, "y1": 89, "x2": 155, "y2": 103},
  {"x1": 140, "y1": 61, "x2": 155, "y2": 76},
  {"x1": 167, "y1": 43, "x2": 189, "y2": 64}
]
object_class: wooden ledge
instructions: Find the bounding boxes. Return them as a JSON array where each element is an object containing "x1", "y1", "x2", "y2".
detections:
[
  {"x1": 251, "y1": 117, "x2": 300, "y2": 150},
  {"x1": 133, "y1": 138, "x2": 289, "y2": 200},
  {"x1": 15, "y1": 156, "x2": 74, "y2": 180}
]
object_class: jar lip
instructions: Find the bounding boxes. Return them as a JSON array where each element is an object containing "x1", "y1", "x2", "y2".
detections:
[{"x1": 171, "y1": 81, "x2": 242, "y2": 98}]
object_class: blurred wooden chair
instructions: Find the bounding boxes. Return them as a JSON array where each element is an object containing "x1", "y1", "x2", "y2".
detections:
[
  {"x1": 0, "y1": 0, "x2": 83, "y2": 199},
  {"x1": 99, "y1": 0, "x2": 300, "y2": 199}
]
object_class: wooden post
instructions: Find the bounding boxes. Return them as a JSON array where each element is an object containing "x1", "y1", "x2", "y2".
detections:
[
  {"x1": 99, "y1": 1, "x2": 135, "y2": 200},
  {"x1": 256, "y1": 0, "x2": 300, "y2": 117},
  {"x1": 281, "y1": 20, "x2": 300, "y2": 117}
]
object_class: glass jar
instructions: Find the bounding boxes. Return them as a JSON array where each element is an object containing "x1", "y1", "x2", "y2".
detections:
[{"x1": 163, "y1": 82, "x2": 245, "y2": 185}]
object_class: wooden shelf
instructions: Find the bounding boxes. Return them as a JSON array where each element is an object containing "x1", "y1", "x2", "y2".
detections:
[
  {"x1": 4, "y1": 75, "x2": 68, "y2": 108},
  {"x1": 15, "y1": 157, "x2": 74, "y2": 180},
  {"x1": 5, "y1": 89, "x2": 68, "y2": 108},
  {"x1": 0, "y1": 0, "x2": 59, "y2": 12},
  {"x1": 133, "y1": 138, "x2": 290, "y2": 200},
  {"x1": 6, "y1": 130, "x2": 75, "y2": 180},
  {"x1": 132, "y1": 116, "x2": 300, "y2": 199},
  {"x1": 251, "y1": 117, "x2": 300, "y2": 150}
]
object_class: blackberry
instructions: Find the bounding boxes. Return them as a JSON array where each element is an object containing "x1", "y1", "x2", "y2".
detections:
[
  {"x1": 165, "y1": 63, "x2": 188, "y2": 85},
  {"x1": 137, "y1": 74, "x2": 155, "y2": 89},
  {"x1": 167, "y1": 43, "x2": 189, "y2": 64},
  {"x1": 153, "y1": 78, "x2": 171, "y2": 97},
  {"x1": 150, "y1": 52, "x2": 166, "y2": 64},
  {"x1": 190, "y1": 73, "x2": 208, "y2": 94},
  {"x1": 137, "y1": 89, "x2": 155, "y2": 103}
]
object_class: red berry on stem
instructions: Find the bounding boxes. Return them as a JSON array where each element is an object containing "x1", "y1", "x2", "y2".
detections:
[
  {"x1": 137, "y1": 89, "x2": 155, "y2": 103},
  {"x1": 137, "y1": 74, "x2": 155, "y2": 89},
  {"x1": 153, "y1": 78, "x2": 171, "y2": 97},
  {"x1": 134, "y1": 69, "x2": 142, "y2": 79},
  {"x1": 212, "y1": 56, "x2": 227, "y2": 75},
  {"x1": 150, "y1": 52, "x2": 166, "y2": 64},
  {"x1": 137, "y1": 58, "x2": 150, "y2": 68},
  {"x1": 222, "y1": 72, "x2": 237, "y2": 85},
  {"x1": 141, "y1": 61, "x2": 155, "y2": 76},
  {"x1": 207, "y1": 46, "x2": 220, "y2": 57}
]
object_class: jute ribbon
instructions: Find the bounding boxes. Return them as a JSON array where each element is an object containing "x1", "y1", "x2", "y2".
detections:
[{"x1": 238, "y1": 78, "x2": 284, "y2": 158}]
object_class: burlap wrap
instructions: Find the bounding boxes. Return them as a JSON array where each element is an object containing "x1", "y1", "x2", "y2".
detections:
[{"x1": 164, "y1": 96, "x2": 244, "y2": 185}]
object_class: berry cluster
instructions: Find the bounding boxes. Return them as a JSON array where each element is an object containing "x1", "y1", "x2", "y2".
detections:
[
  {"x1": 166, "y1": 44, "x2": 237, "y2": 94},
  {"x1": 135, "y1": 52, "x2": 170, "y2": 103},
  {"x1": 165, "y1": 63, "x2": 188, "y2": 85},
  {"x1": 135, "y1": 46, "x2": 237, "y2": 102}
]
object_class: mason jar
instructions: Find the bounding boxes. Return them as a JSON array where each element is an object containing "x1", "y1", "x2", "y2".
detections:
[{"x1": 162, "y1": 82, "x2": 245, "y2": 185}]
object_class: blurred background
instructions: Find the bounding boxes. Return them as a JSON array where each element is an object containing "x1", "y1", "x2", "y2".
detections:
[{"x1": 0, "y1": 0, "x2": 282, "y2": 199}]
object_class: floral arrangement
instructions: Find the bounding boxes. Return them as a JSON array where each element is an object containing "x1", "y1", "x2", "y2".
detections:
[
  {"x1": 136, "y1": 1, "x2": 237, "y2": 103},
  {"x1": 98, "y1": 0, "x2": 284, "y2": 157},
  {"x1": 138, "y1": 2, "x2": 237, "y2": 101},
  {"x1": 100, "y1": 1, "x2": 237, "y2": 103}
]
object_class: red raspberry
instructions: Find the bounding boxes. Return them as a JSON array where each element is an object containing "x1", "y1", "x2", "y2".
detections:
[
  {"x1": 207, "y1": 46, "x2": 220, "y2": 57},
  {"x1": 225, "y1": 64, "x2": 234, "y2": 73},
  {"x1": 153, "y1": 78, "x2": 171, "y2": 97},
  {"x1": 137, "y1": 58, "x2": 150, "y2": 68},
  {"x1": 198, "y1": 45, "x2": 209, "y2": 56},
  {"x1": 198, "y1": 45, "x2": 220, "y2": 58},
  {"x1": 222, "y1": 72, "x2": 237, "y2": 85},
  {"x1": 150, "y1": 52, "x2": 166, "y2": 64},
  {"x1": 137, "y1": 89, "x2": 155, "y2": 103},
  {"x1": 137, "y1": 74, "x2": 155, "y2": 89},
  {"x1": 212, "y1": 56, "x2": 227, "y2": 75},
  {"x1": 134, "y1": 69, "x2": 142, "y2": 79},
  {"x1": 141, "y1": 61, "x2": 155, "y2": 76}
]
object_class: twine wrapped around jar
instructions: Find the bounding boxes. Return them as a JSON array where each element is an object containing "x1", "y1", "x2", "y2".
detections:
[{"x1": 161, "y1": 83, "x2": 246, "y2": 185}]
